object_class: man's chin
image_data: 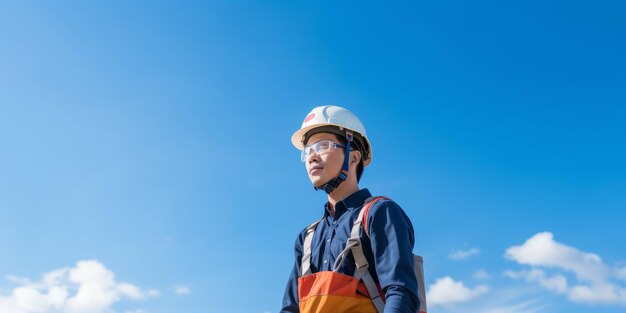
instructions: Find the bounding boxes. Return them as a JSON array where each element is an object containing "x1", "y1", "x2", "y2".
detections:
[{"x1": 311, "y1": 178, "x2": 328, "y2": 188}]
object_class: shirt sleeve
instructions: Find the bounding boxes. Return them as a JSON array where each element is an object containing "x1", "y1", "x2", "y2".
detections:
[
  {"x1": 367, "y1": 200, "x2": 420, "y2": 313},
  {"x1": 280, "y1": 231, "x2": 304, "y2": 313}
]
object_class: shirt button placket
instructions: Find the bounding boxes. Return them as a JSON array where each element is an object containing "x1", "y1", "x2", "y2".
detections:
[{"x1": 323, "y1": 226, "x2": 336, "y2": 270}]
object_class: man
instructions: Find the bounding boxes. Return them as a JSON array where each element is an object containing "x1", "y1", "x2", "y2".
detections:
[{"x1": 281, "y1": 105, "x2": 420, "y2": 313}]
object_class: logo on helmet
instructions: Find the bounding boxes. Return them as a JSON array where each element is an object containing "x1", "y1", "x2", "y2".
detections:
[{"x1": 304, "y1": 113, "x2": 316, "y2": 123}]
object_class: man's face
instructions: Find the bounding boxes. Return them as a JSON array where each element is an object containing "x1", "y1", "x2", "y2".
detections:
[{"x1": 304, "y1": 132, "x2": 345, "y2": 187}]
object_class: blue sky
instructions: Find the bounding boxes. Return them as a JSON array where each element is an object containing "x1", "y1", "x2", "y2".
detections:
[{"x1": 0, "y1": 1, "x2": 625, "y2": 313}]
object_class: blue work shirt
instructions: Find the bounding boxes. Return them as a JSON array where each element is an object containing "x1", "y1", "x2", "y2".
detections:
[{"x1": 280, "y1": 188, "x2": 419, "y2": 313}]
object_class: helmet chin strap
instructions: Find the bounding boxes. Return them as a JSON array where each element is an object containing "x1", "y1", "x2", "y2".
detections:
[{"x1": 314, "y1": 130, "x2": 353, "y2": 194}]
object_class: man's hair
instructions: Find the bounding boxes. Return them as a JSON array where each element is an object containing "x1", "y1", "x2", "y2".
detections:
[{"x1": 333, "y1": 134, "x2": 365, "y2": 182}]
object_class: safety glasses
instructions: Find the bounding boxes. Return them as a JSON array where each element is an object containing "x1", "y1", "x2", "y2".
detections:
[{"x1": 301, "y1": 140, "x2": 345, "y2": 162}]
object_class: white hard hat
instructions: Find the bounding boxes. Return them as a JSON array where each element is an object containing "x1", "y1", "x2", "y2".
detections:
[{"x1": 291, "y1": 105, "x2": 373, "y2": 166}]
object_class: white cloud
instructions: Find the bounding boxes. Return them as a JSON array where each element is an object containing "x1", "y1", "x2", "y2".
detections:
[
  {"x1": 174, "y1": 285, "x2": 191, "y2": 295},
  {"x1": 426, "y1": 285, "x2": 552, "y2": 313},
  {"x1": 505, "y1": 232, "x2": 626, "y2": 306},
  {"x1": 117, "y1": 283, "x2": 145, "y2": 300},
  {"x1": 473, "y1": 269, "x2": 491, "y2": 280},
  {"x1": 504, "y1": 269, "x2": 567, "y2": 294},
  {"x1": 0, "y1": 260, "x2": 159, "y2": 313},
  {"x1": 6, "y1": 276, "x2": 32, "y2": 286},
  {"x1": 13, "y1": 286, "x2": 56, "y2": 312},
  {"x1": 528, "y1": 270, "x2": 567, "y2": 294},
  {"x1": 147, "y1": 290, "x2": 160, "y2": 298},
  {"x1": 481, "y1": 298, "x2": 550, "y2": 313},
  {"x1": 427, "y1": 276, "x2": 489, "y2": 306},
  {"x1": 568, "y1": 282, "x2": 626, "y2": 304},
  {"x1": 505, "y1": 232, "x2": 609, "y2": 282},
  {"x1": 617, "y1": 266, "x2": 626, "y2": 281},
  {"x1": 450, "y1": 248, "x2": 480, "y2": 260}
]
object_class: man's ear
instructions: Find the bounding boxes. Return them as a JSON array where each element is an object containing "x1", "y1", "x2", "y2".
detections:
[{"x1": 350, "y1": 150, "x2": 361, "y2": 165}]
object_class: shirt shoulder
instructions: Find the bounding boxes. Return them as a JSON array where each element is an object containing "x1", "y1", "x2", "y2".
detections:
[
  {"x1": 365, "y1": 198, "x2": 414, "y2": 236},
  {"x1": 366, "y1": 197, "x2": 405, "y2": 218}
]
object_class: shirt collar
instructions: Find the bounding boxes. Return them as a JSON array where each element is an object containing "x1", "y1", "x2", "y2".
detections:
[{"x1": 324, "y1": 188, "x2": 372, "y2": 217}]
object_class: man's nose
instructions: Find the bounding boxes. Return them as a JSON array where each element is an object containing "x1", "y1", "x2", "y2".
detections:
[{"x1": 307, "y1": 149, "x2": 320, "y2": 163}]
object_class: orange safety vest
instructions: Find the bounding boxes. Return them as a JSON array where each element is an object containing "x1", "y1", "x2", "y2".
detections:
[{"x1": 297, "y1": 196, "x2": 427, "y2": 313}]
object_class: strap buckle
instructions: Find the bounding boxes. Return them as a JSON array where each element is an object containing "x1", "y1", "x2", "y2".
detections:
[
  {"x1": 356, "y1": 262, "x2": 370, "y2": 271},
  {"x1": 345, "y1": 129, "x2": 354, "y2": 142}
]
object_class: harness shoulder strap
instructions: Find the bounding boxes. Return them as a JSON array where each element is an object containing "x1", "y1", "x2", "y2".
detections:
[
  {"x1": 347, "y1": 196, "x2": 390, "y2": 313},
  {"x1": 300, "y1": 218, "x2": 322, "y2": 277},
  {"x1": 361, "y1": 196, "x2": 390, "y2": 235}
]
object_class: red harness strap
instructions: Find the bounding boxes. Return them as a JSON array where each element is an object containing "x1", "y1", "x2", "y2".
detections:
[{"x1": 362, "y1": 196, "x2": 390, "y2": 235}]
